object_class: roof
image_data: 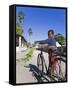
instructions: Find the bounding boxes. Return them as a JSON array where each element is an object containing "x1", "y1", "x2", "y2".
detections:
[{"x1": 16, "y1": 34, "x2": 27, "y2": 43}]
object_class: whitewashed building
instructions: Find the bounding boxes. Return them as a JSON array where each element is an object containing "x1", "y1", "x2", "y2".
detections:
[
  {"x1": 16, "y1": 35, "x2": 27, "y2": 52},
  {"x1": 56, "y1": 41, "x2": 61, "y2": 47}
]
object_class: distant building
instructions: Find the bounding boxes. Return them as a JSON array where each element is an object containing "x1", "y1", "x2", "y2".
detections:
[
  {"x1": 62, "y1": 40, "x2": 66, "y2": 46},
  {"x1": 16, "y1": 34, "x2": 27, "y2": 52}
]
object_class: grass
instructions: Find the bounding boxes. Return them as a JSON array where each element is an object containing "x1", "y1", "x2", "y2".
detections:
[{"x1": 23, "y1": 47, "x2": 34, "y2": 63}]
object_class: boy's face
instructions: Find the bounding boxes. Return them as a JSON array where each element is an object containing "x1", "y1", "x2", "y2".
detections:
[{"x1": 48, "y1": 32, "x2": 54, "y2": 38}]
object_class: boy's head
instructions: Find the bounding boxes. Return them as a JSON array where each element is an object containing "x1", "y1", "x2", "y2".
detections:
[{"x1": 48, "y1": 30, "x2": 54, "y2": 38}]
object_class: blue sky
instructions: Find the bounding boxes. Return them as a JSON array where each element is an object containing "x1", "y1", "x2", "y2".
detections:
[{"x1": 16, "y1": 6, "x2": 66, "y2": 44}]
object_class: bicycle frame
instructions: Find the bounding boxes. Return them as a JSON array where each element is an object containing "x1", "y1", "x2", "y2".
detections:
[{"x1": 37, "y1": 48, "x2": 66, "y2": 81}]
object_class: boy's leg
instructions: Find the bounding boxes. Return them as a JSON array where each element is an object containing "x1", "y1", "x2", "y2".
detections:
[{"x1": 47, "y1": 52, "x2": 52, "y2": 75}]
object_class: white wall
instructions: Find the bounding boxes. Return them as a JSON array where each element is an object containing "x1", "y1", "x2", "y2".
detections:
[{"x1": 0, "y1": 0, "x2": 69, "y2": 89}]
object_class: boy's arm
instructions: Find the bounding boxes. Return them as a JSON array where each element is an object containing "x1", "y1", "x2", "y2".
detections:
[
  {"x1": 39, "y1": 44, "x2": 48, "y2": 48},
  {"x1": 39, "y1": 44, "x2": 57, "y2": 49}
]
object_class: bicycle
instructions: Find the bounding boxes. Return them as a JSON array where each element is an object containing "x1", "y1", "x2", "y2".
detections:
[{"x1": 37, "y1": 47, "x2": 66, "y2": 81}]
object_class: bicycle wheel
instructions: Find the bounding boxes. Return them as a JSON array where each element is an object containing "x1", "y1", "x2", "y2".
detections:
[
  {"x1": 37, "y1": 54, "x2": 44, "y2": 73},
  {"x1": 58, "y1": 58, "x2": 66, "y2": 81}
]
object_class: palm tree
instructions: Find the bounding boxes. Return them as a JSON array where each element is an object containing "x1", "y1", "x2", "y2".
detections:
[
  {"x1": 28, "y1": 28, "x2": 33, "y2": 36},
  {"x1": 18, "y1": 11, "x2": 24, "y2": 23},
  {"x1": 16, "y1": 11, "x2": 24, "y2": 35},
  {"x1": 28, "y1": 28, "x2": 33, "y2": 43},
  {"x1": 55, "y1": 33, "x2": 65, "y2": 45}
]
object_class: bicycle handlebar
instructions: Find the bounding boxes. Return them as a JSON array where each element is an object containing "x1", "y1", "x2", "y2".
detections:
[{"x1": 36, "y1": 47, "x2": 66, "y2": 57}]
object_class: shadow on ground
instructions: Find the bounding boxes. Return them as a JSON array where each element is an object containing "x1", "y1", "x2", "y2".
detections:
[{"x1": 24, "y1": 64, "x2": 55, "y2": 82}]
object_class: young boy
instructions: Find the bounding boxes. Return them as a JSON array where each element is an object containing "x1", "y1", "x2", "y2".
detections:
[{"x1": 39, "y1": 30, "x2": 58, "y2": 77}]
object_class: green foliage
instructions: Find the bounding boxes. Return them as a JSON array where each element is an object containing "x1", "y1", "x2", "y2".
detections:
[
  {"x1": 55, "y1": 33, "x2": 65, "y2": 45},
  {"x1": 24, "y1": 48, "x2": 34, "y2": 63},
  {"x1": 16, "y1": 23, "x2": 23, "y2": 35}
]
